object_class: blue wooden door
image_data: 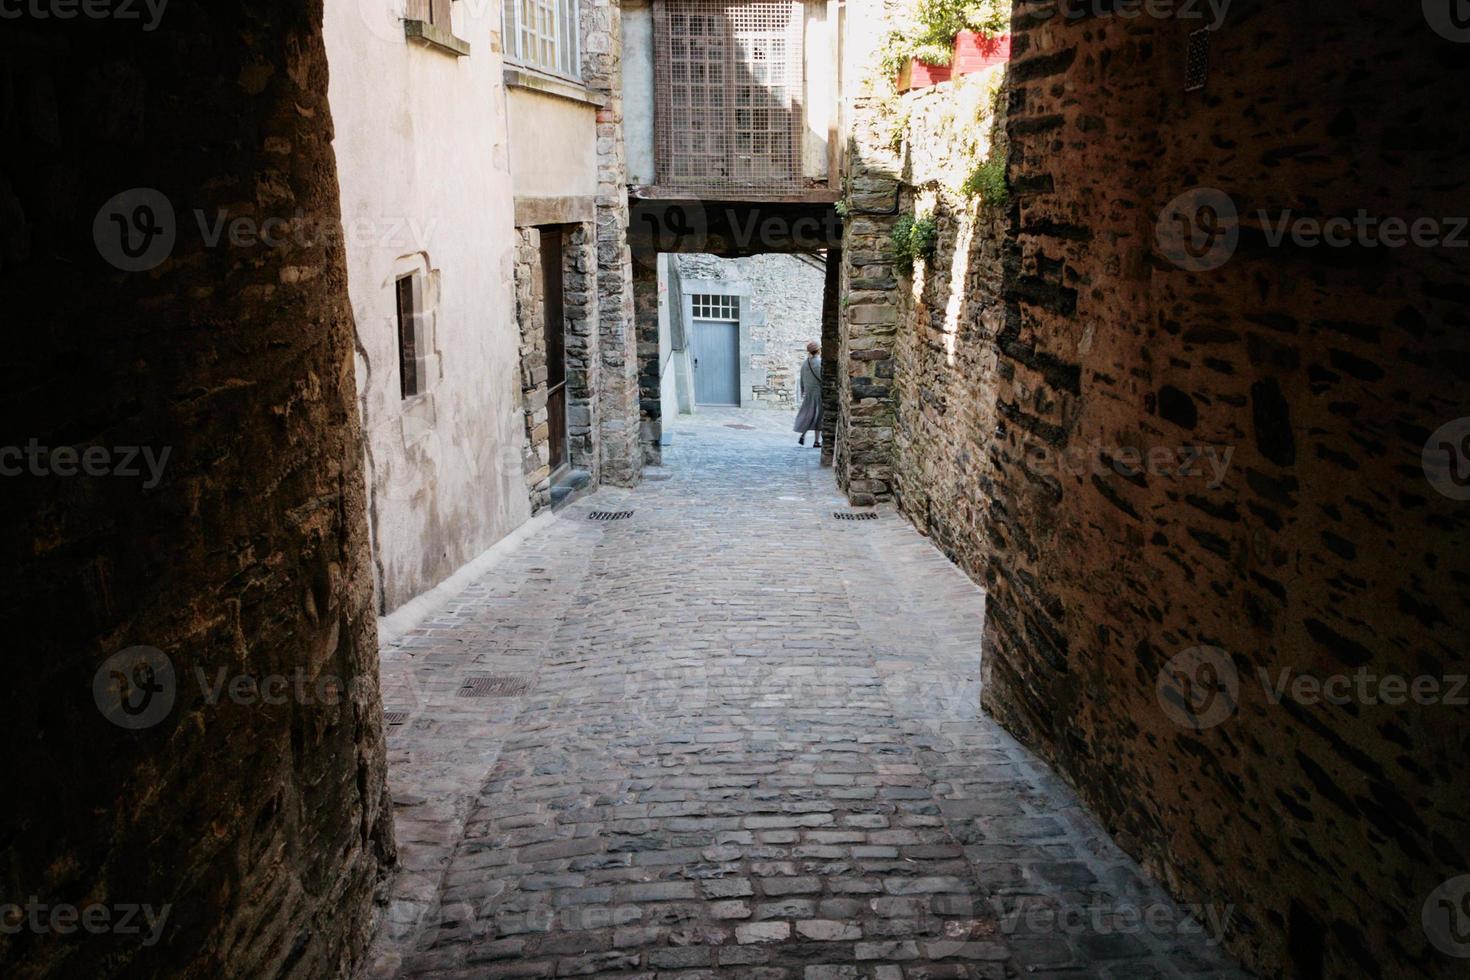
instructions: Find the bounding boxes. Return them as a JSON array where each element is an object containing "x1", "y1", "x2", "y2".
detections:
[{"x1": 693, "y1": 320, "x2": 739, "y2": 405}]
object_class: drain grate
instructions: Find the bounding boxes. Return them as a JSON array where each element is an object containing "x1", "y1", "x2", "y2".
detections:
[
  {"x1": 457, "y1": 673, "x2": 535, "y2": 698},
  {"x1": 724, "y1": 423, "x2": 756, "y2": 430},
  {"x1": 589, "y1": 510, "x2": 634, "y2": 521},
  {"x1": 384, "y1": 710, "x2": 409, "y2": 727},
  {"x1": 834, "y1": 512, "x2": 879, "y2": 521}
]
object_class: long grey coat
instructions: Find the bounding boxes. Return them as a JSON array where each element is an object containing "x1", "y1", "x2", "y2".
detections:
[{"x1": 793, "y1": 355, "x2": 823, "y2": 433}]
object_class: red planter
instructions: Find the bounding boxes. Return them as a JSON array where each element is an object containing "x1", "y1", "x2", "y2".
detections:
[
  {"x1": 896, "y1": 58, "x2": 952, "y2": 93},
  {"x1": 895, "y1": 32, "x2": 1012, "y2": 92},
  {"x1": 952, "y1": 31, "x2": 1011, "y2": 76}
]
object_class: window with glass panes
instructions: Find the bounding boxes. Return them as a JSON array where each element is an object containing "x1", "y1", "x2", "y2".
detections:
[{"x1": 502, "y1": 0, "x2": 581, "y2": 80}]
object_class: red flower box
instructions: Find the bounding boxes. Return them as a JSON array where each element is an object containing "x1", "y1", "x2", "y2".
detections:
[
  {"x1": 951, "y1": 31, "x2": 1011, "y2": 76},
  {"x1": 896, "y1": 58, "x2": 953, "y2": 93}
]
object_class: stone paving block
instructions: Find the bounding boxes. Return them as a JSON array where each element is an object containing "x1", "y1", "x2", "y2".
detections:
[{"x1": 369, "y1": 411, "x2": 1247, "y2": 979}]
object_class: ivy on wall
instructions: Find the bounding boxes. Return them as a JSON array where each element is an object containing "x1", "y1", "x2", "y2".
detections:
[{"x1": 876, "y1": 0, "x2": 1009, "y2": 82}]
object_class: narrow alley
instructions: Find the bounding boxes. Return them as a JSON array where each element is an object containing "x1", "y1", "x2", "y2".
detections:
[{"x1": 368, "y1": 411, "x2": 1243, "y2": 978}]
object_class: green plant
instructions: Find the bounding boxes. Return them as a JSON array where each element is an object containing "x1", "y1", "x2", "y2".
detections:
[
  {"x1": 875, "y1": 0, "x2": 1009, "y2": 84},
  {"x1": 834, "y1": 199, "x2": 852, "y2": 219},
  {"x1": 891, "y1": 210, "x2": 939, "y2": 276},
  {"x1": 963, "y1": 153, "x2": 1008, "y2": 207}
]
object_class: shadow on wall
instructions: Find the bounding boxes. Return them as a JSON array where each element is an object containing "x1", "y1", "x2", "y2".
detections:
[
  {"x1": 840, "y1": 1, "x2": 1470, "y2": 978},
  {"x1": 0, "y1": 3, "x2": 393, "y2": 979}
]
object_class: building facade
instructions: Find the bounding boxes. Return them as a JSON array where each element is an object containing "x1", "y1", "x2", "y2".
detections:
[{"x1": 326, "y1": 0, "x2": 532, "y2": 613}]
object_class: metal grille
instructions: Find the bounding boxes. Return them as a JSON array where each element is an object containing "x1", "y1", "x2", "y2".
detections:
[
  {"x1": 654, "y1": 0, "x2": 805, "y2": 193},
  {"x1": 833, "y1": 512, "x2": 879, "y2": 521},
  {"x1": 1184, "y1": 28, "x2": 1211, "y2": 92},
  {"x1": 458, "y1": 674, "x2": 536, "y2": 698},
  {"x1": 384, "y1": 710, "x2": 409, "y2": 727},
  {"x1": 589, "y1": 510, "x2": 634, "y2": 521}
]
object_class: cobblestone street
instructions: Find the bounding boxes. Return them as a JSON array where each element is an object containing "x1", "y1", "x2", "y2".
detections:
[{"x1": 367, "y1": 410, "x2": 1244, "y2": 979}]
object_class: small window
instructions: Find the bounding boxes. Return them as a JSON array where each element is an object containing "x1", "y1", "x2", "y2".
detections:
[
  {"x1": 396, "y1": 275, "x2": 424, "y2": 399},
  {"x1": 502, "y1": 0, "x2": 581, "y2": 80},
  {"x1": 691, "y1": 294, "x2": 739, "y2": 320}
]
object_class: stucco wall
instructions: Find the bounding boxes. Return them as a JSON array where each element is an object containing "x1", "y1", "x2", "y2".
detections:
[
  {"x1": 327, "y1": 0, "x2": 531, "y2": 613},
  {"x1": 506, "y1": 88, "x2": 599, "y2": 204}
]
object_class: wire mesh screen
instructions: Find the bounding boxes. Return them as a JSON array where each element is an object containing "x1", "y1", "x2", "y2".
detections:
[{"x1": 655, "y1": 0, "x2": 805, "y2": 194}]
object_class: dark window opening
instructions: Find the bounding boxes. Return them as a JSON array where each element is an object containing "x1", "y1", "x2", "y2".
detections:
[{"x1": 396, "y1": 274, "x2": 422, "y2": 399}]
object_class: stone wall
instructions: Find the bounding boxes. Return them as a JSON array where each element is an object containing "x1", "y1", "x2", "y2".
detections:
[
  {"x1": 582, "y1": 0, "x2": 644, "y2": 481},
  {"x1": 982, "y1": 2, "x2": 1470, "y2": 977},
  {"x1": 513, "y1": 223, "x2": 600, "y2": 513},
  {"x1": 836, "y1": 98, "x2": 905, "y2": 506},
  {"x1": 0, "y1": 2, "x2": 391, "y2": 976},
  {"x1": 674, "y1": 253, "x2": 826, "y2": 409},
  {"x1": 888, "y1": 68, "x2": 1009, "y2": 582}
]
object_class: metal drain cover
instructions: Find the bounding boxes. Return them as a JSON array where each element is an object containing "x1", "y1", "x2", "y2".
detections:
[
  {"x1": 834, "y1": 511, "x2": 879, "y2": 521},
  {"x1": 724, "y1": 423, "x2": 756, "y2": 430},
  {"x1": 384, "y1": 710, "x2": 409, "y2": 726},
  {"x1": 458, "y1": 674, "x2": 535, "y2": 698},
  {"x1": 589, "y1": 510, "x2": 633, "y2": 521}
]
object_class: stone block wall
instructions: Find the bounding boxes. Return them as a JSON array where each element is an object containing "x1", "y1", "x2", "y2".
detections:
[
  {"x1": 582, "y1": 0, "x2": 644, "y2": 482},
  {"x1": 888, "y1": 68, "x2": 1009, "y2": 576},
  {"x1": 1, "y1": 2, "x2": 391, "y2": 976},
  {"x1": 836, "y1": 98, "x2": 906, "y2": 506},
  {"x1": 513, "y1": 223, "x2": 600, "y2": 513},
  {"x1": 980, "y1": 3, "x2": 1470, "y2": 977}
]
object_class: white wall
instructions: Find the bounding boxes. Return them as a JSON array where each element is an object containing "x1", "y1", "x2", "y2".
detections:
[
  {"x1": 326, "y1": 0, "x2": 531, "y2": 613},
  {"x1": 621, "y1": 0, "x2": 656, "y2": 185},
  {"x1": 507, "y1": 90, "x2": 600, "y2": 202}
]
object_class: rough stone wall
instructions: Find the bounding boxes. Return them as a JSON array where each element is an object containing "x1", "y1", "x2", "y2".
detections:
[
  {"x1": 674, "y1": 253, "x2": 826, "y2": 408},
  {"x1": 582, "y1": 0, "x2": 644, "y2": 480},
  {"x1": 985, "y1": 3, "x2": 1470, "y2": 977},
  {"x1": 888, "y1": 69, "x2": 1008, "y2": 579},
  {"x1": 513, "y1": 223, "x2": 600, "y2": 513},
  {"x1": 513, "y1": 228, "x2": 555, "y2": 511},
  {"x1": 0, "y1": 3, "x2": 391, "y2": 977},
  {"x1": 836, "y1": 98, "x2": 905, "y2": 506}
]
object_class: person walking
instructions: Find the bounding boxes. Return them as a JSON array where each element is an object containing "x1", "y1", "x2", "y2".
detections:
[{"x1": 794, "y1": 341, "x2": 823, "y2": 448}]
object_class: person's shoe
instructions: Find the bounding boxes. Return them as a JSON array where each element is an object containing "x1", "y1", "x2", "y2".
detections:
[
  {"x1": 798, "y1": 434, "x2": 805, "y2": 446},
  {"x1": 814, "y1": 441, "x2": 823, "y2": 449}
]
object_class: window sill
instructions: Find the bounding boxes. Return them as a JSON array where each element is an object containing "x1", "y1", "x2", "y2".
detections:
[
  {"x1": 503, "y1": 67, "x2": 607, "y2": 109},
  {"x1": 404, "y1": 19, "x2": 471, "y2": 57}
]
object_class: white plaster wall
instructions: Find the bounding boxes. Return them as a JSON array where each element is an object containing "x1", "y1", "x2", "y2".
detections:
[
  {"x1": 621, "y1": 0, "x2": 656, "y2": 185},
  {"x1": 326, "y1": 0, "x2": 531, "y2": 613},
  {"x1": 507, "y1": 90, "x2": 599, "y2": 200}
]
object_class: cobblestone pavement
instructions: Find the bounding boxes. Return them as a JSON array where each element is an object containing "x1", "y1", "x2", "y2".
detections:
[{"x1": 366, "y1": 409, "x2": 1246, "y2": 979}]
